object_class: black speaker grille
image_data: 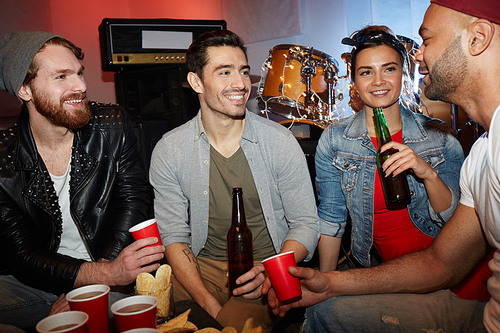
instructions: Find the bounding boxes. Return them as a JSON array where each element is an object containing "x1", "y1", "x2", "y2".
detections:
[{"x1": 115, "y1": 64, "x2": 199, "y2": 128}]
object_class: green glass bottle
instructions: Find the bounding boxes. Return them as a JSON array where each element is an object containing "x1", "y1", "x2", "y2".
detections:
[{"x1": 373, "y1": 107, "x2": 411, "y2": 210}]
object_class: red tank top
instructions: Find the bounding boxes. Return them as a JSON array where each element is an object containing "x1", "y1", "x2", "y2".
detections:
[
  {"x1": 371, "y1": 130, "x2": 491, "y2": 301},
  {"x1": 371, "y1": 131, "x2": 434, "y2": 261}
]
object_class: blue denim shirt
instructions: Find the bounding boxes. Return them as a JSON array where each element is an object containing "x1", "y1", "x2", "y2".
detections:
[{"x1": 315, "y1": 106, "x2": 464, "y2": 266}]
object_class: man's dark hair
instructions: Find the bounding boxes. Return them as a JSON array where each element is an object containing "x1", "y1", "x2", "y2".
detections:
[
  {"x1": 186, "y1": 30, "x2": 247, "y2": 79},
  {"x1": 23, "y1": 37, "x2": 84, "y2": 86}
]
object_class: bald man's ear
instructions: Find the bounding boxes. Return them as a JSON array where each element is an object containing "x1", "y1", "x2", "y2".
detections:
[
  {"x1": 17, "y1": 84, "x2": 32, "y2": 102},
  {"x1": 187, "y1": 72, "x2": 203, "y2": 94},
  {"x1": 468, "y1": 19, "x2": 494, "y2": 56}
]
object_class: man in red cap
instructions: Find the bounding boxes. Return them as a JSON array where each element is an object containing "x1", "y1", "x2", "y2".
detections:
[{"x1": 266, "y1": 1, "x2": 500, "y2": 331}]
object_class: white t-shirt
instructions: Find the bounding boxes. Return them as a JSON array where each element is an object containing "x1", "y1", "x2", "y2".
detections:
[
  {"x1": 51, "y1": 164, "x2": 91, "y2": 261},
  {"x1": 459, "y1": 105, "x2": 500, "y2": 331}
]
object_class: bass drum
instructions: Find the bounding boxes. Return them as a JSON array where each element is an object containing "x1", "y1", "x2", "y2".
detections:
[{"x1": 259, "y1": 45, "x2": 338, "y2": 120}]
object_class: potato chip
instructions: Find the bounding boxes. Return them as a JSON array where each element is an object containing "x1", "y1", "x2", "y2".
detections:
[
  {"x1": 158, "y1": 323, "x2": 186, "y2": 332},
  {"x1": 241, "y1": 318, "x2": 263, "y2": 333},
  {"x1": 241, "y1": 318, "x2": 254, "y2": 333},
  {"x1": 157, "y1": 309, "x2": 191, "y2": 332},
  {"x1": 184, "y1": 321, "x2": 198, "y2": 331},
  {"x1": 157, "y1": 284, "x2": 171, "y2": 317},
  {"x1": 160, "y1": 327, "x2": 197, "y2": 333},
  {"x1": 156, "y1": 263, "x2": 172, "y2": 287},
  {"x1": 136, "y1": 272, "x2": 155, "y2": 295},
  {"x1": 221, "y1": 327, "x2": 238, "y2": 333},
  {"x1": 194, "y1": 328, "x2": 222, "y2": 333},
  {"x1": 160, "y1": 327, "x2": 196, "y2": 333},
  {"x1": 154, "y1": 264, "x2": 168, "y2": 291},
  {"x1": 156, "y1": 319, "x2": 197, "y2": 332}
]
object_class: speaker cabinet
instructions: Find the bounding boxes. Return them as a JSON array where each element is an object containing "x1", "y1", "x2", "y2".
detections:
[
  {"x1": 134, "y1": 119, "x2": 170, "y2": 173},
  {"x1": 115, "y1": 64, "x2": 199, "y2": 126}
]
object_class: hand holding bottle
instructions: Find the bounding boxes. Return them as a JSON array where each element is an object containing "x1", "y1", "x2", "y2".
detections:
[
  {"x1": 380, "y1": 141, "x2": 438, "y2": 181},
  {"x1": 230, "y1": 264, "x2": 268, "y2": 299}
]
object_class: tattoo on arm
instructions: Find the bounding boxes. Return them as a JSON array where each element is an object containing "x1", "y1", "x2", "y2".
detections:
[{"x1": 182, "y1": 248, "x2": 201, "y2": 275}]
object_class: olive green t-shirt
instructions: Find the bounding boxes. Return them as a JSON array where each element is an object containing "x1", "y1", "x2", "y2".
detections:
[{"x1": 198, "y1": 146, "x2": 275, "y2": 261}]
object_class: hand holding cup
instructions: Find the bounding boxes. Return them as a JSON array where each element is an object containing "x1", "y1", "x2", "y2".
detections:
[
  {"x1": 262, "y1": 251, "x2": 302, "y2": 302},
  {"x1": 129, "y1": 219, "x2": 163, "y2": 247}
]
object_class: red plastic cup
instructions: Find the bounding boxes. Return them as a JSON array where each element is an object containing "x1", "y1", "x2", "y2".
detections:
[
  {"x1": 129, "y1": 219, "x2": 162, "y2": 247},
  {"x1": 36, "y1": 311, "x2": 88, "y2": 333},
  {"x1": 262, "y1": 251, "x2": 302, "y2": 302},
  {"x1": 66, "y1": 284, "x2": 110, "y2": 333},
  {"x1": 111, "y1": 295, "x2": 158, "y2": 332}
]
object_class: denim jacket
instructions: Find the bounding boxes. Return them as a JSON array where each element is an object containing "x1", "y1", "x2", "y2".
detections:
[{"x1": 315, "y1": 106, "x2": 464, "y2": 266}]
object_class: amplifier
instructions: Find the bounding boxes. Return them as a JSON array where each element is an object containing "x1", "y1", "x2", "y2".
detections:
[{"x1": 99, "y1": 18, "x2": 226, "y2": 71}]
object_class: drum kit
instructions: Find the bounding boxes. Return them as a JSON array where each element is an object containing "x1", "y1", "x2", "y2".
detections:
[
  {"x1": 256, "y1": 37, "x2": 422, "y2": 131},
  {"x1": 256, "y1": 44, "x2": 340, "y2": 129}
]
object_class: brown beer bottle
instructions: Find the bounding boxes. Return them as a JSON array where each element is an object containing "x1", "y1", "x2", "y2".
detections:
[
  {"x1": 227, "y1": 187, "x2": 253, "y2": 294},
  {"x1": 373, "y1": 107, "x2": 411, "y2": 210}
]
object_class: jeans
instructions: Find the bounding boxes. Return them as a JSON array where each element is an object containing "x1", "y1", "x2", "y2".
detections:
[
  {"x1": 305, "y1": 290, "x2": 486, "y2": 332},
  {"x1": 0, "y1": 275, "x2": 132, "y2": 330},
  {"x1": 0, "y1": 275, "x2": 57, "y2": 329}
]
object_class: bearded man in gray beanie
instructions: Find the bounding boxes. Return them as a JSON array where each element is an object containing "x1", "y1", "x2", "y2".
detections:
[{"x1": 0, "y1": 31, "x2": 165, "y2": 329}]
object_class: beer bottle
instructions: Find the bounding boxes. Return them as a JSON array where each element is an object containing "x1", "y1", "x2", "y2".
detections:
[
  {"x1": 227, "y1": 187, "x2": 253, "y2": 294},
  {"x1": 373, "y1": 107, "x2": 411, "y2": 210}
]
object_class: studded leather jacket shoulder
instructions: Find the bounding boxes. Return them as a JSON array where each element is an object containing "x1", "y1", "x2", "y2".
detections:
[{"x1": 0, "y1": 102, "x2": 153, "y2": 294}]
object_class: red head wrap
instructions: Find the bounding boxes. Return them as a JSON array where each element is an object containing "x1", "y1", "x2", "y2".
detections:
[{"x1": 431, "y1": 0, "x2": 500, "y2": 25}]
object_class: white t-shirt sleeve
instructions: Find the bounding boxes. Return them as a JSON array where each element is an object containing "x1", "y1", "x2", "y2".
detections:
[
  {"x1": 488, "y1": 106, "x2": 500, "y2": 197},
  {"x1": 459, "y1": 154, "x2": 475, "y2": 208}
]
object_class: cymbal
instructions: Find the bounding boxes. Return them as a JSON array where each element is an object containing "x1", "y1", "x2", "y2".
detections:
[{"x1": 181, "y1": 74, "x2": 262, "y2": 89}]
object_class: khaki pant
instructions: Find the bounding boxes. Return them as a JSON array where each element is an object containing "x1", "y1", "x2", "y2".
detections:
[{"x1": 172, "y1": 257, "x2": 277, "y2": 332}]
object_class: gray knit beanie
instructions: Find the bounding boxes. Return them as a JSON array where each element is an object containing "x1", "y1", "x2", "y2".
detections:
[{"x1": 0, "y1": 31, "x2": 61, "y2": 101}]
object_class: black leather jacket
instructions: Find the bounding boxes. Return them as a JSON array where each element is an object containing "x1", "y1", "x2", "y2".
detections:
[{"x1": 0, "y1": 102, "x2": 154, "y2": 294}]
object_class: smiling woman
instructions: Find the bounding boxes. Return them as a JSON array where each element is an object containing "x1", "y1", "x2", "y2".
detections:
[
  {"x1": 353, "y1": 45, "x2": 403, "y2": 112},
  {"x1": 313, "y1": 26, "x2": 490, "y2": 304}
]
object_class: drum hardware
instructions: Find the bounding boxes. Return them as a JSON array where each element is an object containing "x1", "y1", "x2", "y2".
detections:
[
  {"x1": 397, "y1": 35, "x2": 420, "y2": 64},
  {"x1": 279, "y1": 118, "x2": 329, "y2": 130},
  {"x1": 339, "y1": 52, "x2": 352, "y2": 79},
  {"x1": 257, "y1": 44, "x2": 339, "y2": 123},
  {"x1": 325, "y1": 65, "x2": 336, "y2": 116},
  {"x1": 338, "y1": 52, "x2": 364, "y2": 112},
  {"x1": 301, "y1": 56, "x2": 316, "y2": 112}
]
